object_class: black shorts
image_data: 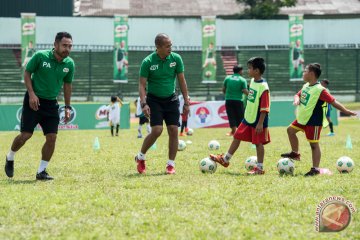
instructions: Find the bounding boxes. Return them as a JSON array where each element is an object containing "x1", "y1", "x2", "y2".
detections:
[
  {"x1": 147, "y1": 93, "x2": 180, "y2": 127},
  {"x1": 21, "y1": 92, "x2": 60, "y2": 135},
  {"x1": 225, "y1": 99, "x2": 244, "y2": 128},
  {"x1": 139, "y1": 115, "x2": 149, "y2": 125}
]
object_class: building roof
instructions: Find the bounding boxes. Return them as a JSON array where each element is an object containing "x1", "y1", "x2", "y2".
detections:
[{"x1": 76, "y1": 0, "x2": 360, "y2": 17}]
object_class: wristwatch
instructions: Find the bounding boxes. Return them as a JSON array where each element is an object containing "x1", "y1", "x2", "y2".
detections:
[{"x1": 64, "y1": 105, "x2": 72, "y2": 110}]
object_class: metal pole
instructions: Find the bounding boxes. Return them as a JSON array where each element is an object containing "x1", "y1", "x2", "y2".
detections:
[{"x1": 88, "y1": 49, "x2": 92, "y2": 100}]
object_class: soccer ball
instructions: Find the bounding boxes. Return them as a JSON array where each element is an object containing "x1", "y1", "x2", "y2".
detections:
[
  {"x1": 208, "y1": 140, "x2": 220, "y2": 150},
  {"x1": 336, "y1": 156, "x2": 354, "y2": 173},
  {"x1": 277, "y1": 158, "x2": 295, "y2": 175},
  {"x1": 178, "y1": 140, "x2": 186, "y2": 151},
  {"x1": 187, "y1": 128, "x2": 194, "y2": 136},
  {"x1": 245, "y1": 156, "x2": 258, "y2": 171},
  {"x1": 205, "y1": 71, "x2": 212, "y2": 77},
  {"x1": 199, "y1": 157, "x2": 217, "y2": 174}
]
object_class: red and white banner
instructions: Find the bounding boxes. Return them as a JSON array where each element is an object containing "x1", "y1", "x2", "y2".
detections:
[{"x1": 188, "y1": 101, "x2": 229, "y2": 128}]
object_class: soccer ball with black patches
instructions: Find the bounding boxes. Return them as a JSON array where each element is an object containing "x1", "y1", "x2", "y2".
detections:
[
  {"x1": 336, "y1": 156, "x2": 354, "y2": 173},
  {"x1": 277, "y1": 158, "x2": 295, "y2": 175},
  {"x1": 199, "y1": 157, "x2": 217, "y2": 174}
]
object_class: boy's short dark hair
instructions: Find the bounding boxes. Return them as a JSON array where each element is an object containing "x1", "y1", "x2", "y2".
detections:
[
  {"x1": 321, "y1": 79, "x2": 329, "y2": 85},
  {"x1": 233, "y1": 65, "x2": 243, "y2": 74},
  {"x1": 55, "y1": 32, "x2": 72, "y2": 43},
  {"x1": 247, "y1": 57, "x2": 265, "y2": 74},
  {"x1": 307, "y1": 63, "x2": 322, "y2": 79},
  {"x1": 111, "y1": 95, "x2": 117, "y2": 102}
]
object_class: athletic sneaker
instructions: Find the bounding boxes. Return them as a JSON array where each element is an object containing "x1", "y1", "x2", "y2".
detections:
[
  {"x1": 209, "y1": 154, "x2": 229, "y2": 168},
  {"x1": 36, "y1": 169, "x2": 54, "y2": 180},
  {"x1": 304, "y1": 168, "x2": 320, "y2": 177},
  {"x1": 179, "y1": 132, "x2": 186, "y2": 136},
  {"x1": 135, "y1": 155, "x2": 146, "y2": 174},
  {"x1": 247, "y1": 167, "x2": 265, "y2": 175},
  {"x1": 5, "y1": 157, "x2": 14, "y2": 178},
  {"x1": 166, "y1": 165, "x2": 176, "y2": 174},
  {"x1": 137, "y1": 134, "x2": 143, "y2": 138},
  {"x1": 327, "y1": 132, "x2": 335, "y2": 136},
  {"x1": 281, "y1": 151, "x2": 301, "y2": 161}
]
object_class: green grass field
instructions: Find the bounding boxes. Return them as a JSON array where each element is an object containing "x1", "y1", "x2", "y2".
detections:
[{"x1": 0, "y1": 118, "x2": 359, "y2": 239}]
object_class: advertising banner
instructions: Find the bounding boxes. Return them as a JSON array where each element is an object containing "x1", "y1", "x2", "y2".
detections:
[
  {"x1": 21, "y1": 13, "x2": 36, "y2": 82},
  {"x1": 289, "y1": 14, "x2": 304, "y2": 81},
  {"x1": 201, "y1": 16, "x2": 217, "y2": 83},
  {"x1": 113, "y1": 15, "x2": 129, "y2": 83},
  {"x1": 187, "y1": 101, "x2": 338, "y2": 128},
  {"x1": 0, "y1": 103, "x2": 130, "y2": 131}
]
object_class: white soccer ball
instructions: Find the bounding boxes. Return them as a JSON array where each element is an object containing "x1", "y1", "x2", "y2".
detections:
[
  {"x1": 277, "y1": 158, "x2": 295, "y2": 175},
  {"x1": 208, "y1": 140, "x2": 220, "y2": 150},
  {"x1": 199, "y1": 157, "x2": 217, "y2": 174},
  {"x1": 245, "y1": 156, "x2": 258, "y2": 171},
  {"x1": 187, "y1": 128, "x2": 194, "y2": 136},
  {"x1": 178, "y1": 140, "x2": 187, "y2": 151},
  {"x1": 336, "y1": 156, "x2": 354, "y2": 173}
]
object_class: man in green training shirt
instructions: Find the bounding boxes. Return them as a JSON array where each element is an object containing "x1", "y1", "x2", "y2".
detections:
[
  {"x1": 135, "y1": 33, "x2": 190, "y2": 175},
  {"x1": 223, "y1": 65, "x2": 248, "y2": 136},
  {"x1": 5, "y1": 32, "x2": 75, "y2": 181}
]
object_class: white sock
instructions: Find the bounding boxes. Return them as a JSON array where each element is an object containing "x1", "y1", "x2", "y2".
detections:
[
  {"x1": 6, "y1": 150, "x2": 16, "y2": 161},
  {"x1": 147, "y1": 124, "x2": 151, "y2": 134},
  {"x1": 257, "y1": 163, "x2": 263, "y2": 169},
  {"x1": 37, "y1": 160, "x2": 49, "y2": 173},
  {"x1": 314, "y1": 167, "x2": 320, "y2": 171},
  {"x1": 137, "y1": 152, "x2": 146, "y2": 160},
  {"x1": 167, "y1": 160, "x2": 175, "y2": 167},
  {"x1": 224, "y1": 153, "x2": 232, "y2": 162}
]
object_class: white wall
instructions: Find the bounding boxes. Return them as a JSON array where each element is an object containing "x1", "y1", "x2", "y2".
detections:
[{"x1": 1, "y1": 17, "x2": 359, "y2": 46}]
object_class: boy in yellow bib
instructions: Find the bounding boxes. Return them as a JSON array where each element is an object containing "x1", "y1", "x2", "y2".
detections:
[
  {"x1": 281, "y1": 63, "x2": 357, "y2": 176},
  {"x1": 210, "y1": 57, "x2": 270, "y2": 175}
]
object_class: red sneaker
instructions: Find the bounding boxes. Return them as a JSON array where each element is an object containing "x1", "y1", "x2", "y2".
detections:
[
  {"x1": 209, "y1": 154, "x2": 229, "y2": 168},
  {"x1": 135, "y1": 156, "x2": 146, "y2": 174},
  {"x1": 166, "y1": 165, "x2": 176, "y2": 174},
  {"x1": 247, "y1": 167, "x2": 265, "y2": 175},
  {"x1": 179, "y1": 132, "x2": 186, "y2": 136}
]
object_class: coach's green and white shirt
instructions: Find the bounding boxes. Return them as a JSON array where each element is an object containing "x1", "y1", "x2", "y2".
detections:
[
  {"x1": 139, "y1": 52, "x2": 184, "y2": 98},
  {"x1": 26, "y1": 49, "x2": 75, "y2": 100}
]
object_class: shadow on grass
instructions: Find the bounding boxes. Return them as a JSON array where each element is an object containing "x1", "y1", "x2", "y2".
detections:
[
  {"x1": 1, "y1": 179, "x2": 37, "y2": 184},
  {"x1": 125, "y1": 172, "x2": 169, "y2": 178}
]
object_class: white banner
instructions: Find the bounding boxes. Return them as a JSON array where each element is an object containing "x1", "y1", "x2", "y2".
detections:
[{"x1": 188, "y1": 101, "x2": 229, "y2": 129}]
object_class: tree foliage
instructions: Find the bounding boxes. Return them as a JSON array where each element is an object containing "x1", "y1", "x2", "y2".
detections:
[{"x1": 236, "y1": 0, "x2": 297, "y2": 19}]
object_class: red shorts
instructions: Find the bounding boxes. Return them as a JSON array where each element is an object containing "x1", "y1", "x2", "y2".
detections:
[
  {"x1": 290, "y1": 120, "x2": 322, "y2": 143},
  {"x1": 233, "y1": 122, "x2": 271, "y2": 145},
  {"x1": 181, "y1": 113, "x2": 188, "y2": 121}
]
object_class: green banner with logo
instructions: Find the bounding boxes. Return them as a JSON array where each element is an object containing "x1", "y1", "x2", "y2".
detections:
[
  {"x1": 113, "y1": 15, "x2": 129, "y2": 83},
  {"x1": 201, "y1": 16, "x2": 217, "y2": 83},
  {"x1": 289, "y1": 14, "x2": 304, "y2": 81},
  {"x1": 21, "y1": 13, "x2": 36, "y2": 82},
  {"x1": 0, "y1": 103, "x2": 130, "y2": 131}
]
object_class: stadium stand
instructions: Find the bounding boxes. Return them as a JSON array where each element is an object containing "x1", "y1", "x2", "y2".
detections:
[{"x1": 1, "y1": 46, "x2": 359, "y2": 99}]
